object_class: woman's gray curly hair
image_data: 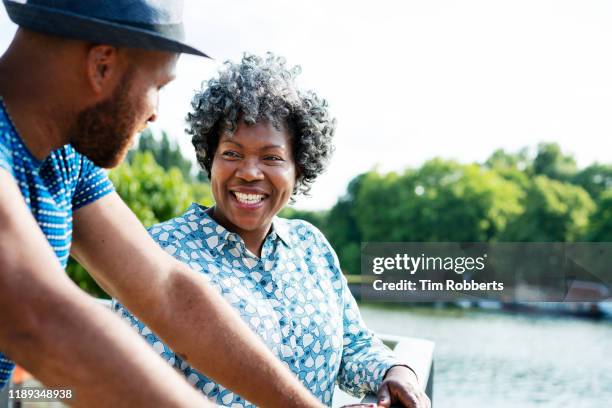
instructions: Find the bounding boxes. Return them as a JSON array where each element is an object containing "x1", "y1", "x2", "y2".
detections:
[{"x1": 186, "y1": 53, "x2": 336, "y2": 196}]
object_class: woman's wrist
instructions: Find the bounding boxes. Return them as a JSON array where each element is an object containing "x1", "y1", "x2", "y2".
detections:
[{"x1": 384, "y1": 364, "x2": 419, "y2": 384}]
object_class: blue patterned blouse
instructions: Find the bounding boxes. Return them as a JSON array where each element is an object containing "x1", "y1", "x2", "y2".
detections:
[{"x1": 113, "y1": 203, "x2": 402, "y2": 407}]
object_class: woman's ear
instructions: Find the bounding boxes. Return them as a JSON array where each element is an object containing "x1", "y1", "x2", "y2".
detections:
[{"x1": 85, "y1": 45, "x2": 121, "y2": 95}]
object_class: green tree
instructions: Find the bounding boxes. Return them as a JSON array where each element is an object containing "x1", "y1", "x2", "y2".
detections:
[
  {"x1": 324, "y1": 175, "x2": 368, "y2": 275},
  {"x1": 484, "y1": 148, "x2": 531, "y2": 188},
  {"x1": 485, "y1": 147, "x2": 530, "y2": 171},
  {"x1": 128, "y1": 129, "x2": 197, "y2": 182},
  {"x1": 532, "y1": 142, "x2": 577, "y2": 182},
  {"x1": 502, "y1": 175, "x2": 595, "y2": 241},
  {"x1": 111, "y1": 151, "x2": 211, "y2": 226},
  {"x1": 280, "y1": 207, "x2": 327, "y2": 230},
  {"x1": 572, "y1": 163, "x2": 612, "y2": 201},
  {"x1": 328, "y1": 161, "x2": 525, "y2": 274},
  {"x1": 355, "y1": 159, "x2": 524, "y2": 242},
  {"x1": 588, "y1": 190, "x2": 612, "y2": 241}
]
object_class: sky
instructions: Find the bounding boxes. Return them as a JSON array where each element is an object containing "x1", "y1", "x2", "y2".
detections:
[{"x1": 1, "y1": 0, "x2": 612, "y2": 210}]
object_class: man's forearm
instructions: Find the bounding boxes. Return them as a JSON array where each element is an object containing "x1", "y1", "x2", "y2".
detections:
[
  {"x1": 0, "y1": 267, "x2": 211, "y2": 407},
  {"x1": 126, "y1": 263, "x2": 323, "y2": 408},
  {"x1": 0, "y1": 175, "x2": 211, "y2": 407}
]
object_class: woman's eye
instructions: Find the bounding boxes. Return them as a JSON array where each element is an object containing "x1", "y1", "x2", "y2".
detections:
[
  {"x1": 222, "y1": 151, "x2": 240, "y2": 158},
  {"x1": 264, "y1": 155, "x2": 284, "y2": 162}
]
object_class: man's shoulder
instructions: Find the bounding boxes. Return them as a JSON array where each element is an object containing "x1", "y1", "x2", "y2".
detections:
[
  {"x1": 42, "y1": 145, "x2": 88, "y2": 190},
  {"x1": 46, "y1": 145, "x2": 114, "y2": 210},
  {"x1": 46, "y1": 144, "x2": 108, "y2": 185},
  {"x1": 46, "y1": 144, "x2": 85, "y2": 170}
]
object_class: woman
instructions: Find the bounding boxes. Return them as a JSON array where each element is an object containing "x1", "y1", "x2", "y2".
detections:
[{"x1": 114, "y1": 53, "x2": 429, "y2": 408}]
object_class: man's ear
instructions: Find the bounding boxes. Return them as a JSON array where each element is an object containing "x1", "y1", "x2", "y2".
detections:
[{"x1": 85, "y1": 45, "x2": 121, "y2": 95}]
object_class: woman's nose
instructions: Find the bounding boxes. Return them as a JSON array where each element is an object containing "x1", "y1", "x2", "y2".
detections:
[{"x1": 236, "y1": 158, "x2": 264, "y2": 181}]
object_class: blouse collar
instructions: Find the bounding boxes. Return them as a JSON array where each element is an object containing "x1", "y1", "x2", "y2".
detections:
[{"x1": 188, "y1": 203, "x2": 291, "y2": 254}]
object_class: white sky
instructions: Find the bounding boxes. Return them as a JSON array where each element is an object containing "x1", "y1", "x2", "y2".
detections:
[{"x1": 1, "y1": 0, "x2": 611, "y2": 210}]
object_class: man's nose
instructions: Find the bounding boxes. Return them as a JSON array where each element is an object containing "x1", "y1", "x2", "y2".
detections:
[
  {"x1": 147, "y1": 110, "x2": 158, "y2": 123},
  {"x1": 147, "y1": 94, "x2": 160, "y2": 123}
]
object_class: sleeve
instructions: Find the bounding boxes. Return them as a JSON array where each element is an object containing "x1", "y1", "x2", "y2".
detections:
[
  {"x1": 0, "y1": 353, "x2": 15, "y2": 391},
  {"x1": 0, "y1": 136, "x2": 14, "y2": 176},
  {"x1": 0, "y1": 155, "x2": 10, "y2": 174},
  {"x1": 311, "y1": 226, "x2": 403, "y2": 397},
  {"x1": 336, "y1": 274, "x2": 402, "y2": 396},
  {"x1": 0, "y1": 136, "x2": 16, "y2": 390},
  {"x1": 71, "y1": 155, "x2": 115, "y2": 210}
]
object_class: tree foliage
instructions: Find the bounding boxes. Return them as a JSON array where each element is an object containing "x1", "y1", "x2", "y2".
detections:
[
  {"x1": 501, "y1": 176, "x2": 595, "y2": 242},
  {"x1": 531, "y1": 142, "x2": 578, "y2": 182},
  {"x1": 351, "y1": 160, "x2": 524, "y2": 242},
  {"x1": 572, "y1": 163, "x2": 612, "y2": 201},
  {"x1": 588, "y1": 190, "x2": 612, "y2": 241},
  {"x1": 111, "y1": 152, "x2": 211, "y2": 227},
  {"x1": 127, "y1": 128, "x2": 203, "y2": 182},
  {"x1": 282, "y1": 145, "x2": 609, "y2": 275}
]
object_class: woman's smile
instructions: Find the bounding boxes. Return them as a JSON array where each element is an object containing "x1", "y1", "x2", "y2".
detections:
[{"x1": 229, "y1": 189, "x2": 269, "y2": 209}]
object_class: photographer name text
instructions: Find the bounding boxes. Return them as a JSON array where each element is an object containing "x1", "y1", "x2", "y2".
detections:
[{"x1": 373, "y1": 279, "x2": 504, "y2": 291}]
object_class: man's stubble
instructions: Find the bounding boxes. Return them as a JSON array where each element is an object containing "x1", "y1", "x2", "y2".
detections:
[{"x1": 69, "y1": 69, "x2": 140, "y2": 169}]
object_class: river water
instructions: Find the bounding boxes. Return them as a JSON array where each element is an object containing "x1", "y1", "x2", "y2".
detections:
[{"x1": 359, "y1": 304, "x2": 612, "y2": 408}]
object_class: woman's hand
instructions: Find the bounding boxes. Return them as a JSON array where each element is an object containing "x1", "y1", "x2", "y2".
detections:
[{"x1": 376, "y1": 366, "x2": 431, "y2": 408}]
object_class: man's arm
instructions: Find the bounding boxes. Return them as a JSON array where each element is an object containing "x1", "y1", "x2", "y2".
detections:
[
  {"x1": 71, "y1": 192, "x2": 322, "y2": 408},
  {"x1": 0, "y1": 170, "x2": 212, "y2": 407}
]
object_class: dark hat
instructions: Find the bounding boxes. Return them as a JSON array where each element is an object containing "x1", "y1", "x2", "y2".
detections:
[{"x1": 3, "y1": 0, "x2": 209, "y2": 57}]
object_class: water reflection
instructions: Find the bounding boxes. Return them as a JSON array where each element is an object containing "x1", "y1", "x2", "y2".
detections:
[{"x1": 360, "y1": 304, "x2": 612, "y2": 407}]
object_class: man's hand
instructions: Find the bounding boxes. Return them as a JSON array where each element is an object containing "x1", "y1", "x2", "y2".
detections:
[{"x1": 376, "y1": 366, "x2": 430, "y2": 408}]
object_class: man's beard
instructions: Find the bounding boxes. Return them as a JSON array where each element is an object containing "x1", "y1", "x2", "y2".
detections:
[{"x1": 69, "y1": 71, "x2": 140, "y2": 168}]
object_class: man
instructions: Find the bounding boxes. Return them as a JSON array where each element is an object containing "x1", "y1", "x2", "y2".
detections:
[{"x1": 0, "y1": 1, "x2": 323, "y2": 407}]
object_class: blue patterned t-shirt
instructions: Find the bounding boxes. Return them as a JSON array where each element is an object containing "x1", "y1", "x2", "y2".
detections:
[
  {"x1": 114, "y1": 203, "x2": 404, "y2": 407},
  {"x1": 0, "y1": 99, "x2": 115, "y2": 389}
]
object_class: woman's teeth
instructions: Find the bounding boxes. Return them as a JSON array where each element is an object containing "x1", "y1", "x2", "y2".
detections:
[{"x1": 234, "y1": 191, "x2": 265, "y2": 204}]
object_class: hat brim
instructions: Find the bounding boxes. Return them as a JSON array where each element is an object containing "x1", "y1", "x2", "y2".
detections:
[{"x1": 4, "y1": 0, "x2": 210, "y2": 58}]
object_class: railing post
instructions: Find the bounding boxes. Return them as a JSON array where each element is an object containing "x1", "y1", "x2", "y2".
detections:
[
  {"x1": 0, "y1": 383, "x2": 8, "y2": 408},
  {"x1": 426, "y1": 360, "x2": 434, "y2": 406}
]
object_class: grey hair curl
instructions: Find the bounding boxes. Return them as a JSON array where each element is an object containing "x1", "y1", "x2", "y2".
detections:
[{"x1": 186, "y1": 53, "x2": 336, "y2": 196}]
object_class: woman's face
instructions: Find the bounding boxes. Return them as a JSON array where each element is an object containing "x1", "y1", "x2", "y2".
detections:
[{"x1": 210, "y1": 120, "x2": 296, "y2": 238}]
